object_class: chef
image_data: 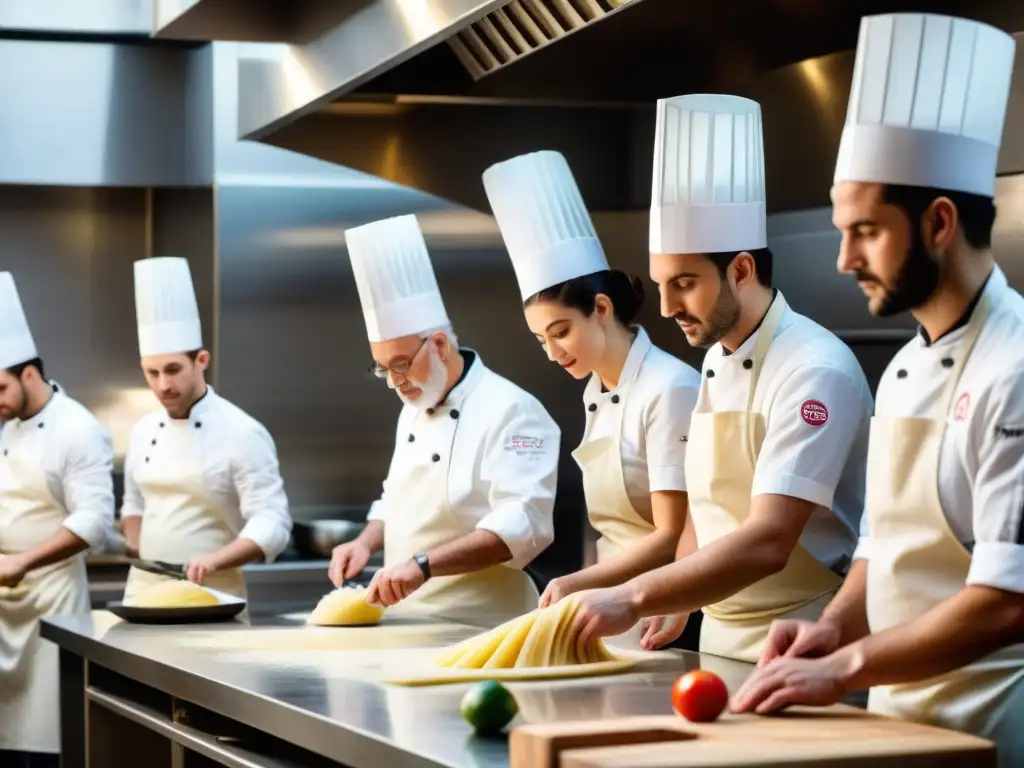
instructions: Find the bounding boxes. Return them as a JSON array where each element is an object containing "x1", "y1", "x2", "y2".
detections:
[
  {"x1": 482, "y1": 150, "x2": 701, "y2": 647},
  {"x1": 0, "y1": 272, "x2": 115, "y2": 766},
  {"x1": 731, "y1": 13, "x2": 1024, "y2": 762},
  {"x1": 121, "y1": 257, "x2": 292, "y2": 601},
  {"x1": 327, "y1": 213, "x2": 560, "y2": 622},
  {"x1": 571, "y1": 94, "x2": 873, "y2": 663}
]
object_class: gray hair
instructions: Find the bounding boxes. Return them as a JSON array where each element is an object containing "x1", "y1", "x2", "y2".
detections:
[{"x1": 419, "y1": 325, "x2": 459, "y2": 350}]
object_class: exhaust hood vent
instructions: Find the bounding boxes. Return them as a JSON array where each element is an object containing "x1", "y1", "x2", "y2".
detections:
[{"x1": 448, "y1": 0, "x2": 634, "y2": 79}]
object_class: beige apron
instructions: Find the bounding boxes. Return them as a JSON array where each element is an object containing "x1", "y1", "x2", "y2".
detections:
[
  {"x1": 572, "y1": 358, "x2": 657, "y2": 648},
  {"x1": 865, "y1": 287, "x2": 1024, "y2": 754},
  {"x1": 123, "y1": 418, "x2": 246, "y2": 601},
  {"x1": 685, "y1": 297, "x2": 842, "y2": 663},
  {"x1": 0, "y1": 421, "x2": 90, "y2": 753},
  {"x1": 382, "y1": 412, "x2": 538, "y2": 624}
]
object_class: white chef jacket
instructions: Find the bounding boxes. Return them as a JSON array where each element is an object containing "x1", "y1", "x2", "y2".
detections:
[
  {"x1": 368, "y1": 350, "x2": 559, "y2": 569},
  {"x1": 696, "y1": 291, "x2": 872, "y2": 573},
  {"x1": 855, "y1": 266, "x2": 1024, "y2": 594},
  {"x1": 0, "y1": 382, "x2": 115, "y2": 550},
  {"x1": 580, "y1": 327, "x2": 701, "y2": 514},
  {"x1": 121, "y1": 386, "x2": 292, "y2": 562}
]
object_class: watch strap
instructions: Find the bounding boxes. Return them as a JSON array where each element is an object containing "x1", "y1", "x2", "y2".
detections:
[{"x1": 413, "y1": 553, "x2": 431, "y2": 581}]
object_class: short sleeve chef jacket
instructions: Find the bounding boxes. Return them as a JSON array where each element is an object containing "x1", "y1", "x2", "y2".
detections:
[
  {"x1": 0, "y1": 383, "x2": 115, "y2": 550},
  {"x1": 855, "y1": 267, "x2": 1024, "y2": 594},
  {"x1": 368, "y1": 350, "x2": 560, "y2": 570},
  {"x1": 696, "y1": 292, "x2": 872, "y2": 573},
  {"x1": 121, "y1": 387, "x2": 293, "y2": 562},
  {"x1": 580, "y1": 327, "x2": 701, "y2": 515}
]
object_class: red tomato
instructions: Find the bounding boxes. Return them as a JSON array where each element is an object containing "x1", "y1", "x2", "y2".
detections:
[{"x1": 671, "y1": 670, "x2": 729, "y2": 722}]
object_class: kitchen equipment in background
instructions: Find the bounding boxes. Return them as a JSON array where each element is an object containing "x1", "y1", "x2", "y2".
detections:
[{"x1": 291, "y1": 519, "x2": 365, "y2": 559}]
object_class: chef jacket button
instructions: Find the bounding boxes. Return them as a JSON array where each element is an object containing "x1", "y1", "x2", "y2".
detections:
[
  {"x1": 897, "y1": 369, "x2": 908, "y2": 379},
  {"x1": 195, "y1": 421, "x2": 203, "y2": 428},
  {"x1": 159, "y1": 422, "x2": 165, "y2": 428},
  {"x1": 151, "y1": 439, "x2": 157, "y2": 445},
  {"x1": 707, "y1": 370, "x2": 716, "y2": 378},
  {"x1": 38, "y1": 422, "x2": 44, "y2": 429},
  {"x1": 145, "y1": 457, "x2": 150, "y2": 463},
  {"x1": 408, "y1": 434, "x2": 415, "y2": 443},
  {"x1": 450, "y1": 409, "x2": 460, "y2": 419},
  {"x1": 431, "y1": 453, "x2": 441, "y2": 462},
  {"x1": 426, "y1": 408, "x2": 435, "y2": 416},
  {"x1": 742, "y1": 359, "x2": 753, "y2": 370},
  {"x1": 587, "y1": 403, "x2": 597, "y2": 412},
  {"x1": 941, "y1": 358, "x2": 955, "y2": 368},
  {"x1": 611, "y1": 395, "x2": 620, "y2": 404},
  {"x1": 2, "y1": 450, "x2": 6, "y2": 457}
]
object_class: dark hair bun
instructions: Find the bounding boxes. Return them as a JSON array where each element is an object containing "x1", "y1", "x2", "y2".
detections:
[{"x1": 606, "y1": 270, "x2": 645, "y2": 325}]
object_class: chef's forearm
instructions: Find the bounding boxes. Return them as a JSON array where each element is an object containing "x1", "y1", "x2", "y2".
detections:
[
  {"x1": 839, "y1": 584, "x2": 1024, "y2": 691},
  {"x1": 571, "y1": 528, "x2": 679, "y2": 590},
  {"x1": 212, "y1": 538, "x2": 265, "y2": 570},
  {"x1": 820, "y1": 559, "x2": 869, "y2": 647},
  {"x1": 21, "y1": 528, "x2": 89, "y2": 572},
  {"x1": 356, "y1": 520, "x2": 385, "y2": 553},
  {"x1": 121, "y1": 516, "x2": 142, "y2": 552},
  {"x1": 426, "y1": 530, "x2": 511, "y2": 577}
]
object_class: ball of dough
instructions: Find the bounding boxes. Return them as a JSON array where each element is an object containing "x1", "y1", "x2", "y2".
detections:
[
  {"x1": 308, "y1": 588, "x2": 385, "y2": 626},
  {"x1": 132, "y1": 580, "x2": 220, "y2": 608}
]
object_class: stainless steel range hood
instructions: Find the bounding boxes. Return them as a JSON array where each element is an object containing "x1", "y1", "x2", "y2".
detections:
[{"x1": 232, "y1": 0, "x2": 1024, "y2": 213}]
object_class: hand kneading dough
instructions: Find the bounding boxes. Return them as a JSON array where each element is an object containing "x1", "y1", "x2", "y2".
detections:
[
  {"x1": 434, "y1": 596, "x2": 616, "y2": 669},
  {"x1": 132, "y1": 580, "x2": 220, "y2": 608},
  {"x1": 308, "y1": 588, "x2": 384, "y2": 626}
]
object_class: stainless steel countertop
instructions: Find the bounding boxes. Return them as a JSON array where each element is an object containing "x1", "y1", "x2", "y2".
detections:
[{"x1": 42, "y1": 611, "x2": 756, "y2": 768}]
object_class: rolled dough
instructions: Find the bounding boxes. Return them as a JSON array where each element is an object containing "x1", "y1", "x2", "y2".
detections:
[
  {"x1": 130, "y1": 580, "x2": 219, "y2": 608},
  {"x1": 308, "y1": 588, "x2": 385, "y2": 627}
]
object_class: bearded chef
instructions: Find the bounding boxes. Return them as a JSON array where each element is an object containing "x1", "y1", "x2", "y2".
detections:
[
  {"x1": 731, "y1": 13, "x2": 1024, "y2": 762},
  {"x1": 327, "y1": 213, "x2": 560, "y2": 622},
  {"x1": 0, "y1": 273, "x2": 115, "y2": 766},
  {"x1": 121, "y1": 257, "x2": 292, "y2": 601},
  {"x1": 570, "y1": 94, "x2": 873, "y2": 663},
  {"x1": 482, "y1": 150, "x2": 701, "y2": 648}
]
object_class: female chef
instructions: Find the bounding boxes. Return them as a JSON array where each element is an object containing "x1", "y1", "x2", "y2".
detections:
[
  {"x1": 732, "y1": 13, "x2": 1024, "y2": 764},
  {"x1": 483, "y1": 150, "x2": 701, "y2": 647}
]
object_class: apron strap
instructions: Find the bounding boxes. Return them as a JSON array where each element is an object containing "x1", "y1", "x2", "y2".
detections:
[
  {"x1": 938, "y1": 289, "x2": 995, "y2": 418},
  {"x1": 744, "y1": 294, "x2": 788, "y2": 458}
]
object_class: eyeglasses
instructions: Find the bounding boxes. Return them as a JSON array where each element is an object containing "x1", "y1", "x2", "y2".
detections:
[{"x1": 369, "y1": 339, "x2": 427, "y2": 380}]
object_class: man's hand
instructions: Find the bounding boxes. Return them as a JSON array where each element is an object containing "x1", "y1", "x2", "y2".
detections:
[
  {"x1": 0, "y1": 554, "x2": 29, "y2": 587},
  {"x1": 573, "y1": 586, "x2": 642, "y2": 646},
  {"x1": 186, "y1": 553, "x2": 222, "y2": 585},
  {"x1": 757, "y1": 619, "x2": 842, "y2": 668},
  {"x1": 640, "y1": 613, "x2": 689, "y2": 650},
  {"x1": 366, "y1": 558, "x2": 425, "y2": 607},
  {"x1": 539, "y1": 575, "x2": 581, "y2": 608},
  {"x1": 730, "y1": 648, "x2": 859, "y2": 714},
  {"x1": 328, "y1": 540, "x2": 373, "y2": 587}
]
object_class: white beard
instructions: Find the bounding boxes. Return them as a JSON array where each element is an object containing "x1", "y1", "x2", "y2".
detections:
[{"x1": 397, "y1": 345, "x2": 449, "y2": 410}]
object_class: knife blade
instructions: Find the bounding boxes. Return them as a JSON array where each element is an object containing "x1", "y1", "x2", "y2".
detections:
[{"x1": 129, "y1": 559, "x2": 187, "y2": 579}]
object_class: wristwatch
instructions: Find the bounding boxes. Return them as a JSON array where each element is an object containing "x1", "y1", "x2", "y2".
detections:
[{"x1": 413, "y1": 553, "x2": 432, "y2": 581}]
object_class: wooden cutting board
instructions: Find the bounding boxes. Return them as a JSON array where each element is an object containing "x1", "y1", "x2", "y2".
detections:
[{"x1": 509, "y1": 706, "x2": 996, "y2": 767}]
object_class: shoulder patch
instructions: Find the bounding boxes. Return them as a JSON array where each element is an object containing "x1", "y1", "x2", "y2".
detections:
[{"x1": 801, "y1": 399, "x2": 829, "y2": 427}]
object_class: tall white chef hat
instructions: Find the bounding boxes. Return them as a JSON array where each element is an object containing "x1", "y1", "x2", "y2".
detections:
[
  {"x1": 0, "y1": 272, "x2": 38, "y2": 370},
  {"x1": 483, "y1": 150, "x2": 609, "y2": 302},
  {"x1": 134, "y1": 257, "x2": 203, "y2": 357},
  {"x1": 650, "y1": 94, "x2": 767, "y2": 256},
  {"x1": 835, "y1": 13, "x2": 1016, "y2": 197},
  {"x1": 346, "y1": 214, "x2": 450, "y2": 342}
]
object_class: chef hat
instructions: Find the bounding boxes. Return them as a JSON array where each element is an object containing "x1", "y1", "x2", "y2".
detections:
[
  {"x1": 650, "y1": 94, "x2": 767, "y2": 256},
  {"x1": 835, "y1": 13, "x2": 1016, "y2": 197},
  {"x1": 346, "y1": 214, "x2": 450, "y2": 342},
  {"x1": 483, "y1": 150, "x2": 608, "y2": 301},
  {"x1": 134, "y1": 257, "x2": 203, "y2": 357},
  {"x1": 0, "y1": 272, "x2": 38, "y2": 370}
]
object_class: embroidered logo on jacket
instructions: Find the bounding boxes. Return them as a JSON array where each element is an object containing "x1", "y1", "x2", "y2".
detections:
[
  {"x1": 800, "y1": 400, "x2": 829, "y2": 427},
  {"x1": 954, "y1": 392, "x2": 971, "y2": 422},
  {"x1": 995, "y1": 425, "x2": 1024, "y2": 439},
  {"x1": 506, "y1": 435, "x2": 546, "y2": 455}
]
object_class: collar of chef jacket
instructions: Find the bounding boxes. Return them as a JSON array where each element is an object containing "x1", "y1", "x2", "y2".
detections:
[
  {"x1": 8, "y1": 379, "x2": 65, "y2": 430},
  {"x1": 426, "y1": 349, "x2": 484, "y2": 417},
  {"x1": 162, "y1": 385, "x2": 217, "y2": 426},
  {"x1": 717, "y1": 290, "x2": 792, "y2": 364},
  {"x1": 584, "y1": 326, "x2": 653, "y2": 400}
]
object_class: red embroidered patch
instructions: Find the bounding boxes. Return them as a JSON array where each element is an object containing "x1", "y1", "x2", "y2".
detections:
[
  {"x1": 954, "y1": 392, "x2": 970, "y2": 422},
  {"x1": 801, "y1": 400, "x2": 829, "y2": 426}
]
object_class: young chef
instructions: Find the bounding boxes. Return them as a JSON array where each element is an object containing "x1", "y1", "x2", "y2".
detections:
[
  {"x1": 328, "y1": 213, "x2": 560, "y2": 622},
  {"x1": 0, "y1": 272, "x2": 115, "y2": 766},
  {"x1": 482, "y1": 150, "x2": 701, "y2": 638},
  {"x1": 121, "y1": 257, "x2": 293, "y2": 601},
  {"x1": 732, "y1": 13, "x2": 1024, "y2": 761},
  {"x1": 570, "y1": 94, "x2": 873, "y2": 662}
]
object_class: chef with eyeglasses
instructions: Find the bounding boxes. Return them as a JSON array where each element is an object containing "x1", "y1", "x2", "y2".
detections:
[
  {"x1": 121, "y1": 257, "x2": 293, "y2": 602},
  {"x1": 328, "y1": 213, "x2": 560, "y2": 622},
  {"x1": 0, "y1": 272, "x2": 115, "y2": 767},
  {"x1": 732, "y1": 13, "x2": 1024, "y2": 764}
]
